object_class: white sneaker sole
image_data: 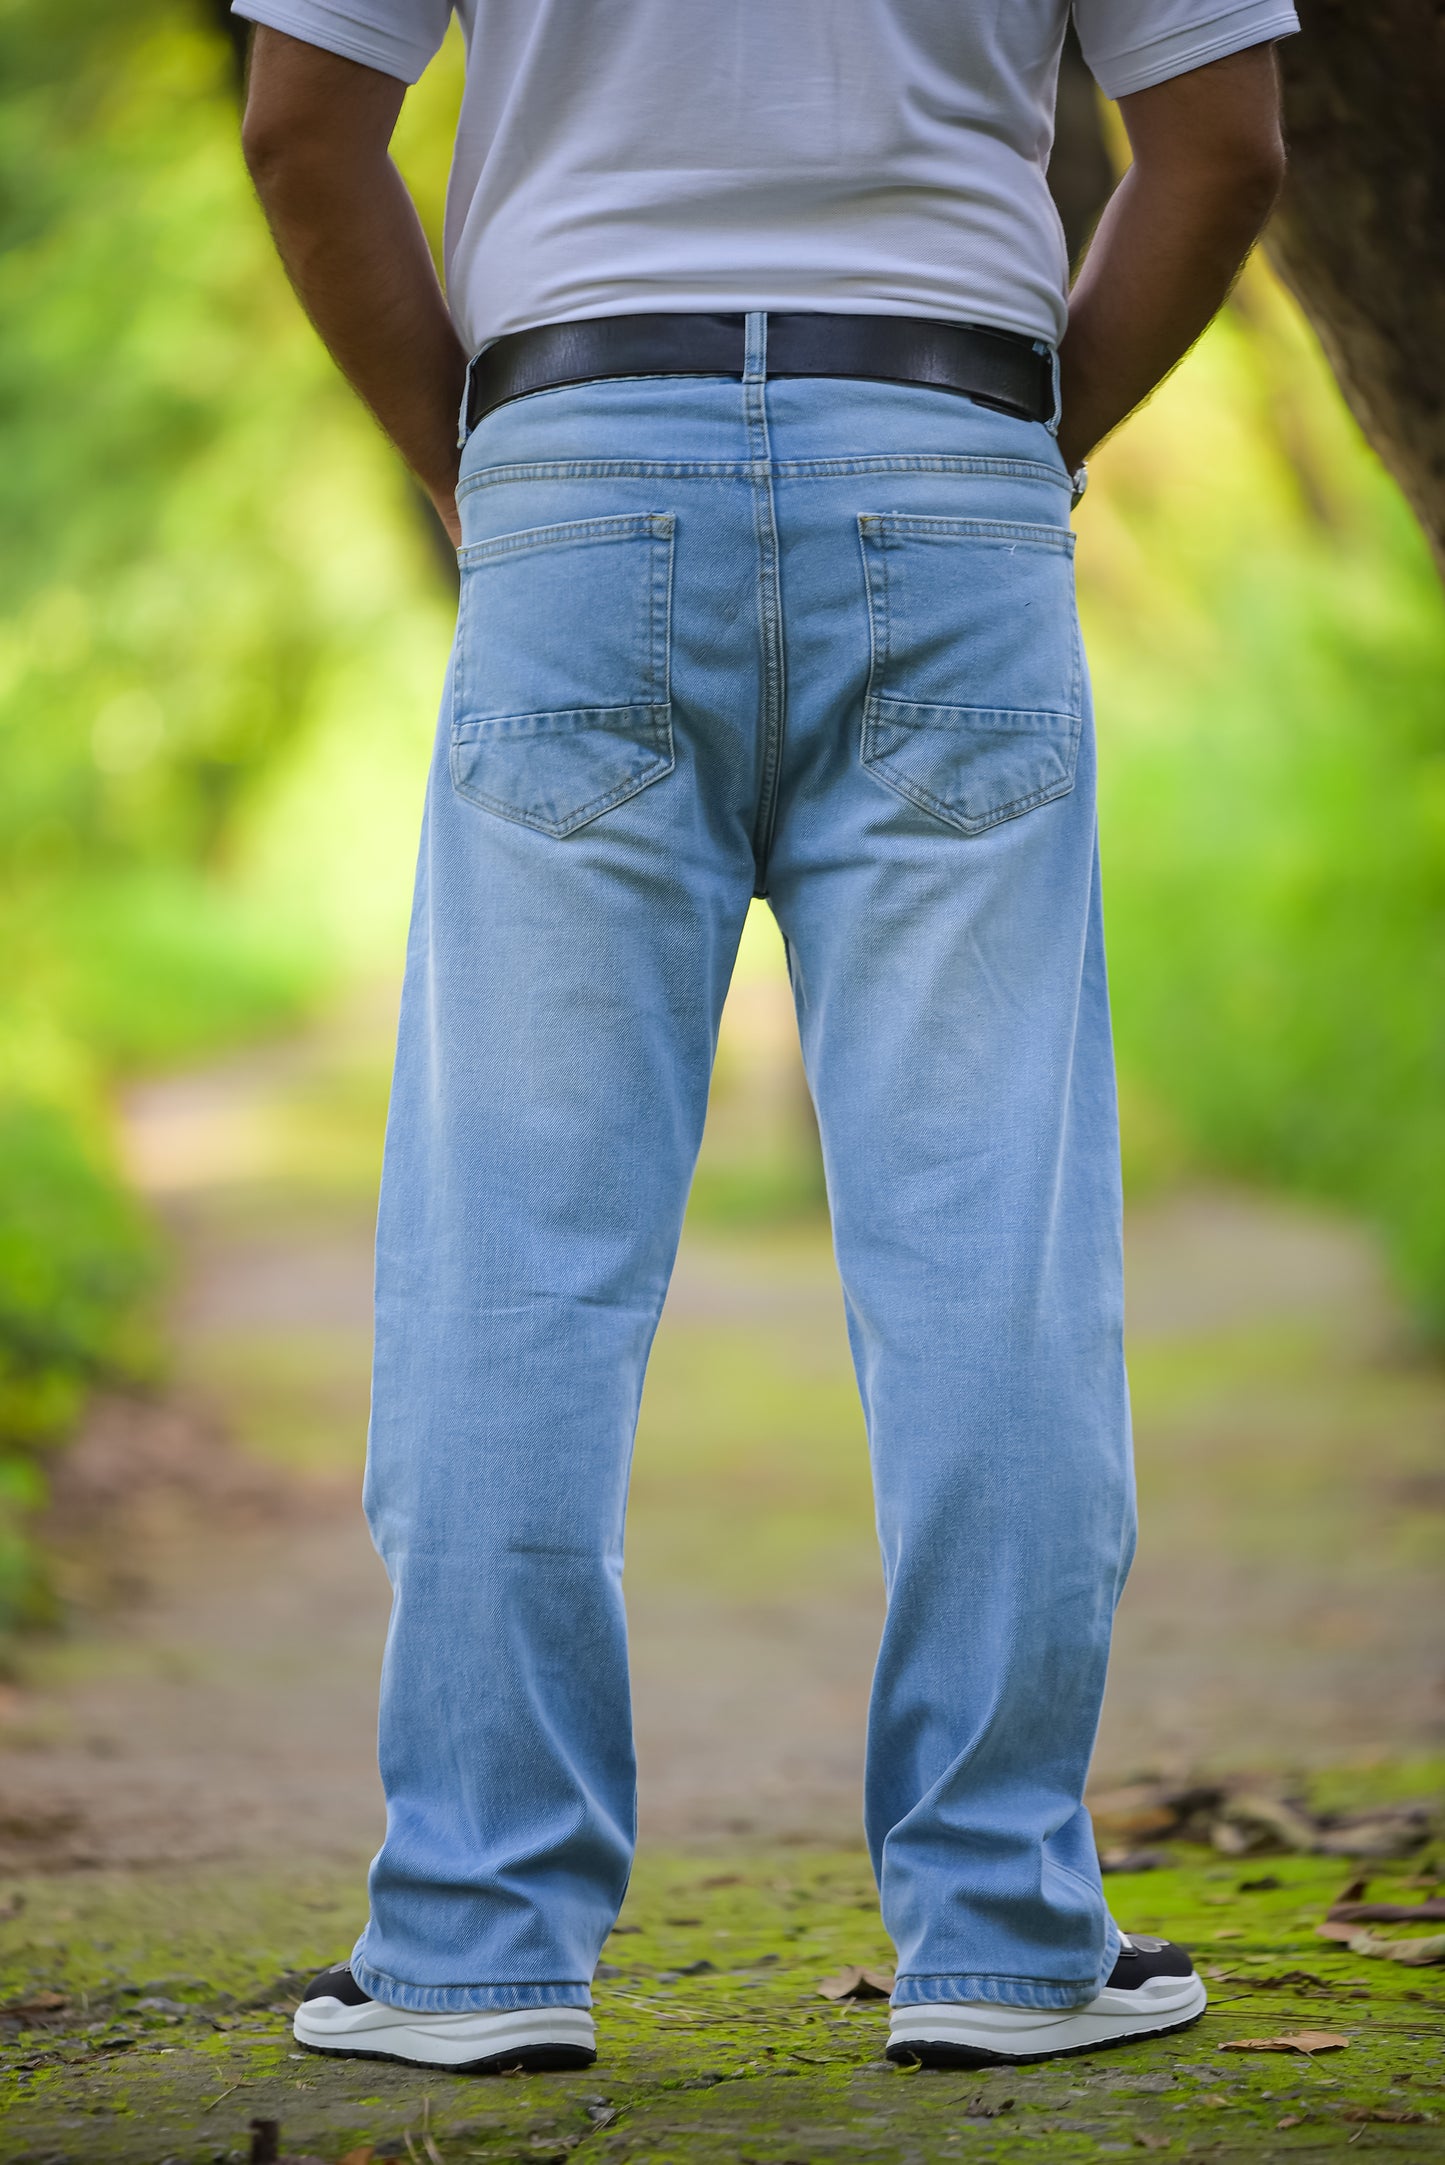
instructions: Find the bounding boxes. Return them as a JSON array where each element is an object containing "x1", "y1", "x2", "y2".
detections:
[
  {"x1": 293, "y1": 1997, "x2": 596, "y2": 2072},
  {"x1": 888, "y1": 1972, "x2": 1206, "y2": 2067}
]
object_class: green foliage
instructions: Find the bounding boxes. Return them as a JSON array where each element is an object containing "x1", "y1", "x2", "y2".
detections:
[
  {"x1": 0, "y1": 1095, "x2": 156, "y2": 1625},
  {"x1": 0, "y1": 0, "x2": 438, "y2": 1616},
  {"x1": 1086, "y1": 272, "x2": 1445, "y2": 1330},
  {"x1": 0, "y1": 1101, "x2": 153, "y2": 1449}
]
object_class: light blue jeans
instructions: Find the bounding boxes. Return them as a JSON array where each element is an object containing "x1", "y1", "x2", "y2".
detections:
[{"x1": 351, "y1": 317, "x2": 1135, "y2": 2015}]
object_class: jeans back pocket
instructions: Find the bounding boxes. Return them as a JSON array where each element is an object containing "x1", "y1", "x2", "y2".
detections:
[
  {"x1": 857, "y1": 513, "x2": 1082, "y2": 835},
  {"x1": 451, "y1": 512, "x2": 675, "y2": 837}
]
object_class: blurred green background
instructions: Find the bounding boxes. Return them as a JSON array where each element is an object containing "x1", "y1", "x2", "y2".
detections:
[{"x1": 1, "y1": 0, "x2": 1442, "y2": 1633}]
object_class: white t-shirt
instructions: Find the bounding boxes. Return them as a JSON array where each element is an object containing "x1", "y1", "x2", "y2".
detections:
[{"x1": 231, "y1": 0, "x2": 1298, "y2": 354}]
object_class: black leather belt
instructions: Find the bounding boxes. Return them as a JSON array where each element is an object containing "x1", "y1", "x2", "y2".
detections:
[{"x1": 464, "y1": 311, "x2": 1054, "y2": 435}]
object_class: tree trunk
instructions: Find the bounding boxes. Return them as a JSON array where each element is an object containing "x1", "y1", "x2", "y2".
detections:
[{"x1": 1265, "y1": 1, "x2": 1445, "y2": 578}]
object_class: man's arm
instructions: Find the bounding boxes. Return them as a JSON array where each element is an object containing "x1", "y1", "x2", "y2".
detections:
[
  {"x1": 240, "y1": 27, "x2": 467, "y2": 545},
  {"x1": 1057, "y1": 44, "x2": 1286, "y2": 473}
]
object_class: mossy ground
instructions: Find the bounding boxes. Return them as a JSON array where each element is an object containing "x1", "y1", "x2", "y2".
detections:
[{"x1": 2, "y1": 1836, "x2": 1442, "y2": 2164}]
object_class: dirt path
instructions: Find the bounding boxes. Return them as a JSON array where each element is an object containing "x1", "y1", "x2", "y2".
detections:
[{"x1": 0, "y1": 1008, "x2": 1441, "y2": 1882}]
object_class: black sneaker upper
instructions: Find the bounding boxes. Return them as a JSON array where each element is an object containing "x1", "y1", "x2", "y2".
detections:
[
  {"x1": 302, "y1": 1944, "x2": 1190, "y2": 2016},
  {"x1": 1107, "y1": 1935, "x2": 1194, "y2": 1991},
  {"x1": 302, "y1": 1963, "x2": 373, "y2": 2007}
]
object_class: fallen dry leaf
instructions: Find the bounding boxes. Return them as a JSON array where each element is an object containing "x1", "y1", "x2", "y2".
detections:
[
  {"x1": 337, "y1": 2152, "x2": 374, "y2": 2165},
  {"x1": 1336, "y1": 1928, "x2": 1445, "y2": 1967},
  {"x1": 1134, "y1": 2135, "x2": 1171, "y2": 2151},
  {"x1": 1218, "y1": 2029, "x2": 1349, "y2": 2055},
  {"x1": 0, "y1": 1991, "x2": 67, "y2": 2018},
  {"x1": 817, "y1": 1964, "x2": 895, "y2": 2001},
  {"x1": 1215, "y1": 1794, "x2": 1321, "y2": 1854},
  {"x1": 1210, "y1": 1928, "x2": 1246, "y2": 1940},
  {"x1": 1210, "y1": 1823, "x2": 1263, "y2": 1858},
  {"x1": 1327, "y1": 1897, "x2": 1445, "y2": 1925},
  {"x1": 1276, "y1": 2115, "x2": 1306, "y2": 2130},
  {"x1": 1342, "y1": 2106, "x2": 1430, "y2": 2126},
  {"x1": 1096, "y1": 1806, "x2": 1179, "y2": 1842},
  {"x1": 1315, "y1": 1809, "x2": 1431, "y2": 1860}
]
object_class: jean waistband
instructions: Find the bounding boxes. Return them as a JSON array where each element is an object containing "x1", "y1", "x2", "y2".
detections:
[{"x1": 459, "y1": 311, "x2": 1060, "y2": 445}]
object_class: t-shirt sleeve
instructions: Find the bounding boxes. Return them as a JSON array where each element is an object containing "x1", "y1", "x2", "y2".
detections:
[
  {"x1": 1071, "y1": 0, "x2": 1300, "y2": 100},
  {"x1": 230, "y1": 0, "x2": 451, "y2": 85}
]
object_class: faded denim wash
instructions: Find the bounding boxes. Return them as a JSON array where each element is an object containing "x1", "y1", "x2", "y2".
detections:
[{"x1": 351, "y1": 319, "x2": 1136, "y2": 2016}]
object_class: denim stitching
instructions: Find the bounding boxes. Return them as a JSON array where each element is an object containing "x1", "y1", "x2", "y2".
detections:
[
  {"x1": 856, "y1": 512, "x2": 1082, "y2": 834},
  {"x1": 457, "y1": 512, "x2": 670, "y2": 564},
  {"x1": 349, "y1": 1952, "x2": 593, "y2": 2014},
  {"x1": 746, "y1": 384, "x2": 787, "y2": 885},
  {"x1": 864, "y1": 708, "x2": 1083, "y2": 831},
  {"x1": 459, "y1": 455, "x2": 1069, "y2": 498},
  {"x1": 858, "y1": 512, "x2": 896, "y2": 799},
  {"x1": 451, "y1": 518, "x2": 676, "y2": 836},
  {"x1": 892, "y1": 1974, "x2": 1101, "y2": 2011},
  {"x1": 450, "y1": 714, "x2": 672, "y2": 838},
  {"x1": 864, "y1": 514, "x2": 1074, "y2": 551},
  {"x1": 778, "y1": 456, "x2": 1068, "y2": 485},
  {"x1": 453, "y1": 701, "x2": 667, "y2": 742},
  {"x1": 650, "y1": 502, "x2": 675, "y2": 712}
]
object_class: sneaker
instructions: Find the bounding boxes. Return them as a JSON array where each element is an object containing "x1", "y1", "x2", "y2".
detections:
[
  {"x1": 886, "y1": 1935, "x2": 1205, "y2": 2068},
  {"x1": 293, "y1": 1964, "x2": 597, "y2": 2072}
]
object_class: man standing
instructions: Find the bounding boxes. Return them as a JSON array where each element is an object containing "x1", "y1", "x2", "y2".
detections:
[{"x1": 235, "y1": 0, "x2": 1291, "y2": 2074}]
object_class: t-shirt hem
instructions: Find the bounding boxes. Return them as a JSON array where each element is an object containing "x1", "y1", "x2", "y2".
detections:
[
  {"x1": 229, "y1": 0, "x2": 434, "y2": 84},
  {"x1": 1087, "y1": 5, "x2": 1300, "y2": 99}
]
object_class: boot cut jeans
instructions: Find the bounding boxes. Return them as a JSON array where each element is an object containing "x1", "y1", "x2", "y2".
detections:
[{"x1": 351, "y1": 318, "x2": 1136, "y2": 2015}]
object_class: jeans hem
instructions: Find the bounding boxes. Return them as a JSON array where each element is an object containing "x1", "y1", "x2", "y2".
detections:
[
  {"x1": 892, "y1": 1920, "x2": 1121, "y2": 2012},
  {"x1": 349, "y1": 1950, "x2": 592, "y2": 2014}
]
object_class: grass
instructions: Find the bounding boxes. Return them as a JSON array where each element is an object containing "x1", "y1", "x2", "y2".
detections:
[{"x1": 1, "y1": 1839, "x2": 1442, "y2": 2162}]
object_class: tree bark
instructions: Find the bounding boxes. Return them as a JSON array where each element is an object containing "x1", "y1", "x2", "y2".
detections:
[{"x1": 1265, "y1": 1, "x2": 1445, "y2": 577}]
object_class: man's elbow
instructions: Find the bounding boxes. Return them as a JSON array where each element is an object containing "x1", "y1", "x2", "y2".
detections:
[
  {"x1": 1147, "y1": 125, "x2": 1286, "y2": 240},
  {"x1": 1230, "y1": 129, "x2": 1287, "y2": 224},
  {"x1": 241, "y1": 29, "x2": 404, "y2": 203},
  {"x1": 1125, "y1": 47, "x2": 1288, "y2": 235},
  {"x1": 241, "y1": 104, "x2": 317, "y2": 195}
]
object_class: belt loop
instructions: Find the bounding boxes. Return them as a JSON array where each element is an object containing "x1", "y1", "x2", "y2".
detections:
[
  {"x1": 1035, "y1": 338, "x2": 1062, "y2": 436},
  {"x1": 457, "y1": 350, "x2": 481, "y2": 448},
  {"x1": 743, "y1": 311, "x2": 768, "y2": 383}
]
